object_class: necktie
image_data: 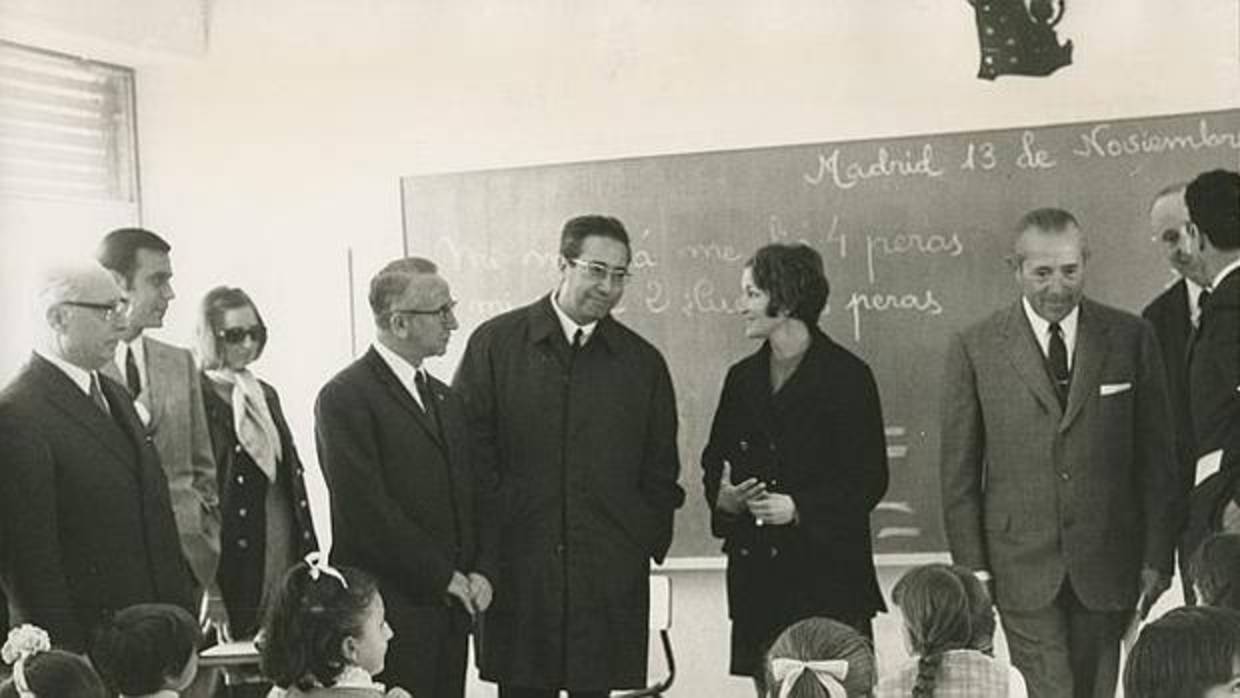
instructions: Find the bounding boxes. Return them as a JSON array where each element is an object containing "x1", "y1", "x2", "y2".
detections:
[
  {"x1": 1048, "y1": 322, "x2": 1070, "y2": 408},
  {"x1": 124, "y1": 345, "x2": 141, "y2": 397},
  {"x1": 414, "y1": 370, "x2": 442, "y2": 436},
  {"x1": 1196, "y1": 288, "x2": 1211, "y2": 328},
  {"x1": 571, "y1": 328, "x2": 584, "y2": 351},
  {"x1": 89, "y1": 372, "x2": 111, "y2": 416}
]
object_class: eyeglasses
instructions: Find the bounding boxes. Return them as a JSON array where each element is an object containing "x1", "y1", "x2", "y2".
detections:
[
  {"x1": 216, "y1": 325, "x2": 268, "y2": 344},
  {"x1": 1152, "y1": 223, "x2": 1192, "y2": 246},
  {"x1": 61, "y1": 299, "x2": 129, "y2": 321},
  {"x1": 390, "y1": 300, "x2": 457, "y2": 323},
  {"x1": 565, "y1": 257, "x2": 633, "y2": 285}
]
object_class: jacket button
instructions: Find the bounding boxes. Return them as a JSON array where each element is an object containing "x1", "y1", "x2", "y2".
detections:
[
  {"x1": 237, "y1": 539, "x2": 248, "y2": 549},
  {"x1": 299, "y1": 500, "x2": 308, "y2": 509},
  {"x1": 234, "y1": 444, "x2": 242, "y2": 453},
  {"x1": 555, "y1": 543, "x2": 565, "y2": 556},
  {"x1": 238, "y1": 508, "x2": 247, "y2": 518},
  {"x1": 770, "y1": 547, "x2": 779, "y2": 559},
  {"x1": 769, "y1": 478, "x2": 779, "y2": 487},
  {"x1": 236, "y1": 475, "x2": 244, "y2": 484},
  {"x1": 303, "y1": 531, "x2": 312, "y2": 540},
  {"x1": 739, "y1": 547, "x2": 750, "y2": 557},
  {"x1": 1059, "y1": 472, "x2": 1070, "y2": 482}
]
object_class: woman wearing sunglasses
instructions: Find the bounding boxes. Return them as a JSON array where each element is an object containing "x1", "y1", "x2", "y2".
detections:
[{"x1": 194, "y1": 286, "x2": 319, "y2": 644}]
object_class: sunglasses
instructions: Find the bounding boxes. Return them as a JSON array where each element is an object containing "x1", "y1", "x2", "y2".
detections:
[{"x1": 216, "y1": 325, "x2": 267, "y2": 345}]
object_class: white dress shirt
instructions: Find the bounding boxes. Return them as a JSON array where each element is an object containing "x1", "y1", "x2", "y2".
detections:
[
  {"x1": 550, "y1": 290, "x2": 598, "y2": 347},
  {"x1": 1021, "y1": 297, "x2": 1080, "y2": 370},
  {"x1": 372, "y1": 340, "x2": 427, "y2": 411}
]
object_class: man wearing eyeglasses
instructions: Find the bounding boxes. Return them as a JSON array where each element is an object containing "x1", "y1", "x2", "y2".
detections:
[
  {"x1": 0, "y1": 262, "x2": 193, "y2": 651},
  {"x1": 316, "y1": 257, "x2": 487, "y2": 697},
  {"x1": 1141, "y1": 183, "x2": 1212, "y2": 601},
  {"x1": 454, "y1": 215, "x2": 685, "y2": 698},
  {"x1": 96, "y1": 228, "x2": 225, "y2": 657}
]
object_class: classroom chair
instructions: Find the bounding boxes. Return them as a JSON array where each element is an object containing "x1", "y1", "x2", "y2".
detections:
[{"x1": 614, "y1": 574, "x2": 675, "y2": 698}]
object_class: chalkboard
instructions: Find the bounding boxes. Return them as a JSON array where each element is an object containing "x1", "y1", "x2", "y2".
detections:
[{"x1": 402, "y1": 108, "x2": 1240, "y2": 560}]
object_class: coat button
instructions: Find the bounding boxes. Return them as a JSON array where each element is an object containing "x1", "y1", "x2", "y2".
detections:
[
  {"x1": 739, "y1": 440, "x2": 749, "y2": 451},
  {"x1": 1059, "y1": 472, "x2": 1070, "y2": 482},
  {"x1": 555, "y1": 543, "x2": 565, "y2": 556},
  {"x1": 234, "y1": 444, "x2": 242, "y2": 454},
  {"x1": 299, "y1": 500, "x2": 308, "y2": 509},
  {"x1": 237, "y1": 539, "x2": 248, "y2": 549},
  {"x1": 238, "y1": 508, "x2": 247, "y2": 518},
  {"x1": 303, "y1": 531, "x2": 312, "y2": 540},
  {"x1": 236, "y1": 475, "x2": 244, "y2": 484},
  {"x1": 739, "y1": 547, "x2": 750, "y2": 557},
  {"x1": 770, "y1": 547, "x2": 779, "y2": 559},
  {"x1": 769, "y1": 478, "x2": 779, "y2": 487}
]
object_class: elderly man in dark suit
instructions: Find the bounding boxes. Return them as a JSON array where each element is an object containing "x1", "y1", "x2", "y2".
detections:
[
  {"x1": 316, "y1": 257, "x2": 487, "y2": 698},
  {"x1": 1141, "y1": 183, "x2": 1212, "y2": 599},
  {"x1": 1183, "y1": 169, "x2": 1240, "y2": 543},
  {"x1": 940, "y1": 208, "x2": 1179, "y2": 698},
  {"x1": 0, "y1": 261, "x2": 192, "y2": 650},
  {"x1": 454, "y1": 215, "x2": 685, "y2": 698}
]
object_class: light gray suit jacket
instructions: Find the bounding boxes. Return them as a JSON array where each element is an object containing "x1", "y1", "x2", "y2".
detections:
[
  {"x1": 939, "y1": 298, "x2": 1179, "y2": 612},
  {"x1": 104, "y1": 336, "x2": 221, "y2": 591}
]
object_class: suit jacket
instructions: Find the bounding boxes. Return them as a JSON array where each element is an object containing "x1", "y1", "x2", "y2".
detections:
[
  {"x1": 315, "y1": 348, "x2": 479, "y2": 610},
  {"x1": 453, "y1": 296, "x2": 684, "y2": 690},
  {"x1": 102, "y1": 336, "x2": 221, "y2": 591},
  {"x1": 1189, "y1": 267, "x2": 1240, "y2": 458},
  {"x1": 1142, "y1": 280, "x2": 1196, "y2": 493},
  {"x1": 0, "y1": 354, "x2": 193, "y2": 650},
  {"x1": 940, "y1": 299, "x2": 1178, "y2": 612},
  {"x1": 702, "y1": 328, "x2": 888, "y2": 627},
  {"x1": 201, "y1": 374, "x2": 318, "y2": 637}
]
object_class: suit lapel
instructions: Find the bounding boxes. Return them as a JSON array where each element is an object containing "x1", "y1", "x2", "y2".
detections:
[
  {"x1": 364, "y1": 349, "x2": 445, "y2": 451},
  {"x1": 32, "y1": 357, "x2": 136, "y2": 464},
  {"x1": 141, "y1": 337, "x2": 168, "y2": 428},
  {"x1": 1061, "y1": 301, "x2": 1109, "y2": 431},
  {"x1": 1000, "y1": 303, "x2": 1062, "y2": 418}
]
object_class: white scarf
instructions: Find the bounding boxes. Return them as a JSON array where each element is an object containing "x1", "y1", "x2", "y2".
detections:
[
  {"x1": 769, "y1": 658, "x2": 850, "y2": 698},
  {"x1": 206, "y1": 368, "x2": 282, "y2": 481}
]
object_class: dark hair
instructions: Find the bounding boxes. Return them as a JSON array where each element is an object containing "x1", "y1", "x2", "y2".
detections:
[
  {"x1": 96, "y1": 228, "x2": 171, "y2": 285},
  {"x1": 559, "y1": 215, "x2": 631, "y2": 262},
  {"x1": 89, "y1": 603, "x2": 200, "y2": 696},
  {"x1": 892, "y1": 564, "x2": 974, "y2": 698},
  {"x1": 195, "y1": 286, "x2": 269, "y2": 370},
  {"x1": 763, "y1": 617, "x2": 875, "y2": 697},
  {"x1": 0, "y1": 649, "x2": 106, "y2": 698},
  {"x1": 1123, "y1": 606, "x2": 1240, "y2": 698},
  {"x1": 367, "y1": 256, "x2": 439, "y2": 330},
  {"x1": 945, "y1": 564, "x2": 996, "y2": 655},
  {"x1": 260, "y1": 560, "x2": 380, "y2": 691},
  {"x1": 1186, "y1": 169, "x2": 1240, "y2": 251},
  {"x1": 745, "y1": 243, "x2": 830, "y2": 326},
  {"x1": 1191, "y1": 532, "x2": 1240, "y2": 611}
]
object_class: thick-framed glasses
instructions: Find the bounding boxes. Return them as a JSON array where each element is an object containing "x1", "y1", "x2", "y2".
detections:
[
  {"x1": 216, "y1": 325, "x2": 268, "y2": 345},
  {"x1": 61, "y1": 299, "x2": 129, "y2": 321},
  {"x1": 391, "y1": 300, "x2": 457, "y2": 323},
  {"x1": 565, "y1": 257, "x2": 632, "y2": 285}
]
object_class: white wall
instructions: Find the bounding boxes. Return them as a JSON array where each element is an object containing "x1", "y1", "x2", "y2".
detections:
[{"x1": 3, "y1": 1, "x2": 1238, "y2": 695}]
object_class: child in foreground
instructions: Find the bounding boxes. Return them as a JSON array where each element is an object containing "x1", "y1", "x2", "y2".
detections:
[
  {"x1": 0, "y1": 624, "x2": 106, "y2": 698},
  {"x1": 90, "y1": 603, "x2": 202, "y2": 698}
]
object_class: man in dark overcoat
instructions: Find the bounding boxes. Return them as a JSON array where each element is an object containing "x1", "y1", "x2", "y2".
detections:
[{"x1": 454, "y1": 214, "x2": 685, "y2": 698}]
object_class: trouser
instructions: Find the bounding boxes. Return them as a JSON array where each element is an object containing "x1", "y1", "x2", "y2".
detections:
[
  {"x1": 379, "y1": 602, "x2": 472, "y2": 698},
  {"x1": 999, "y1": 579, "x2": 1128, "y2": 698}
]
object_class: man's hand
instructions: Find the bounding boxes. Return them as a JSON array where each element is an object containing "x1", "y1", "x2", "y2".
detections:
[
  {"x1": 1136, "y1": 566, "x2": 1171, "y2": 620},
  {"x1": 468, "y1": 572, "x2": 493, "y2": 613},
  {"x1": 447, "y1": 571, "x2": 477, "y2": 616},
  {"x1": 746, "y1": 492, "x2": 797, "y2": 526},
  {"x1": 716, "y1": 460, "x2": 766, "y2": 515}
]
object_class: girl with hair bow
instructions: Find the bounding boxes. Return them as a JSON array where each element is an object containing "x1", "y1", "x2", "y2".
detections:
[
  {"x1": 0, "y1": 624, "x2": 106, "y2": 698},
  {"x1": 763, "y1": 617, "x2": 876, "y2": 697}
]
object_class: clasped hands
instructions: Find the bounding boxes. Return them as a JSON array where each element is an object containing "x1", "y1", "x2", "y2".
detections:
[
  {"x1": 447, "y1": 571, "x2": 492, "y2": 616},
  {"x1": 716, "y1": 460, "x2": 796, "y2": 526}
]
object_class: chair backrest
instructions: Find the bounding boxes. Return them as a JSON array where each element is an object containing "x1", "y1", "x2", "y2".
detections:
[{"x1": 649, "y1": 574, "x2": 671, "y2": 631}]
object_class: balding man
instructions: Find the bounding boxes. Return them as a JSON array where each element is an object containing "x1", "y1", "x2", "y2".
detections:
[
  {"x1": 316, "y1": 257, "x2": 487, "y2": 698},
  {"x1": 940, "y1": 209, "x2": 1178, "y2": 698},
  {"x1": 0, "y1": 262, "x2": 192, "y2": 650}
]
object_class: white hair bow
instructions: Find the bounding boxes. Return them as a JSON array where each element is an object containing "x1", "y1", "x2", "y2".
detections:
[
  {"x1": 304, "y1": 551, "x2": 349, "y2": 589},
  {"x1": 769, "y1": 658, "x2": 849, "y2": 698},
  {"x1": 3, "y1": 624, "x2": 51, "y2": 698}
]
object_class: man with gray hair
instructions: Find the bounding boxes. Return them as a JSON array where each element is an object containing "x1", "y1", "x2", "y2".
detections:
[
  {"x1": 315, "y1": 257, "x2": 488, "y2": 698},
  {"x1": 0, "y1": 261, "x2": 192, "y2": 650}
]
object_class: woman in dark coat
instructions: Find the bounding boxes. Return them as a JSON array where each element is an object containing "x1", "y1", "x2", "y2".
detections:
[
  {"x1": 194, "y1": 286, "x2": 318, "y2": 639},
  {"x1": 702, "y1": 243, "x2": 889, "y2": 695}
]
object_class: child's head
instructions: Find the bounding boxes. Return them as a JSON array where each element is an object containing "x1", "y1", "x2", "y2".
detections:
[
  {"x1": 260, "y1": 556, "x2": 389, "y2": 691},
  {"x1": 0, "y1": 625, "x2": 106, "y2": 698},
  {"x1": 1123, "y1": 605, "x2": 1240, "y2": 698},
  {"x1": 891, "y1": 564, "x2": 975, "y2": 697},
  {"x1": 763, "y1": 617, "x2": 875, "y2": 698},
  {"x1": 1191, "y1": 532, "x2": 1240, "y2": 611},
  {"x1": 946, "y1": 564, "x2": 997, "y2": 654},
  {"x1": 90, "y1": 603, "x2": 201, "y2": 696}
]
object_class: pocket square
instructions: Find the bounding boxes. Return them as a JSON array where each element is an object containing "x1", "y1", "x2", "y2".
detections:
[{"x1": 1100, "y1": 382, "x2": 1132, "y2": 396}]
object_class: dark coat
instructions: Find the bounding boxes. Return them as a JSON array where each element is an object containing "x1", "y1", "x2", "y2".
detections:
[
  {"x1": 701, "y1": 328, "x2": 888, "y2": 675},
  {"x1": 940, "y1": 300, "x2": 1179, "y2": 612},
  {"x1": 315, "y1": 348, "x2": 481, "y2": 693},
  {"x1": 0, "y1": 354, "x2": 193, "y2": 650},
  {"x1": 452, "y1": 296, "x2": 685, "y2": 691},
  {"x1": 200, "y1": 374, "x2": 318, "y2": 637}
]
